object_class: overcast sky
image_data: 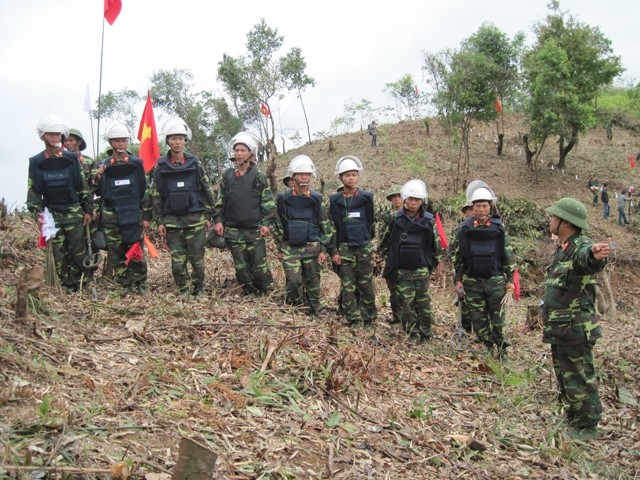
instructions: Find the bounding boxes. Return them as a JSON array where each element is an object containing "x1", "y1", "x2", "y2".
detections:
[{"x1": 1, "y1": 0, "x2": 637, "y2": 209}]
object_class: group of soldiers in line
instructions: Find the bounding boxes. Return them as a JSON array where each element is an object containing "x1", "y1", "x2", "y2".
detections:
[{"x1": 27, "y1": 114, "x2": 610, "y2": 438}]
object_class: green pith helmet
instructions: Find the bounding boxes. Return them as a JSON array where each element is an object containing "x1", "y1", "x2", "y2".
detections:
[
  {"x1": 461, "y1": 202, "x2": 472, "y2": 213},
  {"x1": 545, "y1": 197, "x2": 589, "y2": 230},
  {"x1": 68, "y1": 128, "x2": 87, "y2": 151},
  {"x1": 282, "y1": 174, "x2": 291, "y2": 187},
  {"x1": 385, "y1": 184, "x2": 403, "y2": 200}
]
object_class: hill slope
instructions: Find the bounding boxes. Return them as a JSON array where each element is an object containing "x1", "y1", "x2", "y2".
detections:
[{"x1": 1, "y1": 116, "x2": 639, "y2": 479}]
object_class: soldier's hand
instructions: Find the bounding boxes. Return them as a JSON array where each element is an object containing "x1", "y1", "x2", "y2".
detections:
[
  {"x1": 214, "y1": 222, "x2": 224, "y2": 236},
  {"x1": 143, "y1": 220, "x2": 151, "y2": 230},
  {"x1": 318, "y1": 252, "x2": 327, "y2": 264},
  {"x1": 158, "y1": 224, "x2": 167, "y2": 236},
  {"x1": 592, "y1": 242, "x2": 610, "y2": 260},
  {"x1": 205, "y1": 220, "x2": 212, "y2": 232},
  {"x1": 83, "y1": 213, "x2": 92, "y2": 225},
  {"x1": 260, "y1": 225, "x2": 270, "y2": 237},
  {"x1": 331, "y1": 253, "x2": 341, "y2": 265}
]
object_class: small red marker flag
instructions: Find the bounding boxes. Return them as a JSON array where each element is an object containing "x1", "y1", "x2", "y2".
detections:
[
  {"x1": 495, "y1": 96, "x2": 503, "y2": 114},
  {"x1": 435, "y1": 213, "x2": 448, "y2": 249},
  {"x1": 260, "y1": 102, "x2": 270, "y2": 116},
  {"x1": 630, "y1": 153, "x2": 636, "y2": 169},
  {"x1": 104, "y1": 0, "x2": 122, "y2": 25}
]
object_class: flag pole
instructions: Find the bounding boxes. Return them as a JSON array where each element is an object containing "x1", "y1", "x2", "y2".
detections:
[{"x1": 96, "y1": 16, "x2": 106, "y2": 159}]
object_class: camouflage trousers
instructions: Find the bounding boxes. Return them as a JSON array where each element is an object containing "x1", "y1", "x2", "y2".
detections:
[
  {"x1": 104, "y1": 224, "x2": 147, "y2": 288},
  {"x1": 463, "y1": 275, "x2": 509, "y2": 349},
  {"x1": 392, "y1": 268, "x2": 433, "y2": 339},
  {"x1": 50, "y1": 219, "x2": 87, "y2": 290},
  {"x1": 166, "y1": 225, "x2": 206, "y2": 294},
  {"x1": 336, "y1": 245, "x2": 377, "y2": 324},
  {"x1": 551, "y1": 343, "x2": 602, "y2": 428},
  {"x1": 227, "y1": 237, "x2": 272, "y2": 295},
  {"x1": 282, "y1": 248, "x2": 322, "y2": 316},
  {"x1": 385, "y1": 278, "x2": 401, "y2": 324}
]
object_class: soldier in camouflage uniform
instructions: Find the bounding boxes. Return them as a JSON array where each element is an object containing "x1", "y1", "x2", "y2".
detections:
[
  {"x1": 379, "y1": 184, "x2": 405, "y2": 324},
  {"x1": 94, "y1": 121, "x2": 149, "y2": 295},
  {"x1": 147, "y1": 118, "x2": 215, "y2": 296},
  {"x1": 212, "y1": 132, "x2": 275, "y2": 295},
  {"x1": 328, "y1": 156, "x2": 377, "y2": 326},
  {"x1": 275, "y1": 155, "x2": 335, "y2": 316},
  {"x1": 379, "y1": 180, "x2": 441, "y2": 341},
  {"x1": 27, "y1": 115, "x2": 93, "y2": 292},
  {"x1": 543, "y1": 198, "x2": 609, "y2": 436},
  {"x1": 453, "y1": 187, "x2": 515, "y2": 359},
  {"x1": 447, "y1": 201, "x2": 474, "y2": 332}
]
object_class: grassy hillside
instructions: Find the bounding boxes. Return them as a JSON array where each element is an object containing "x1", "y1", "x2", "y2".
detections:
[{"x1": 1, "y1": 115, "x2": 639, "y2": 479}]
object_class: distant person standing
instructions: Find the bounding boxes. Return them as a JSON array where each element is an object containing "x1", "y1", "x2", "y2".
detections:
[
  {"x1": 587, "y1": 177, "x2": 599, "y2": 206},
  {"x1": 616, "y1": 190, "x2": 630, "y2": 226},
  {"x1": 27, "y1": 115, "x2": 93, "y2": 292},
  {"x1": 367, "y1": 120, "x2": 378, "y2": 147},
  {"x1": 600, "y1": 183, "x2": 609, "y2": 220},
  {"x1": 543, "y1": 198, "x2": 609, "y2": 438}
]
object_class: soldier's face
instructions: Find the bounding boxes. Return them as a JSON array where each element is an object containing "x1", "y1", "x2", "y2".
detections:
[
  {"x1": 389, "y1": 194, "x2": 403, "y2": 210},
  {"x1": 549, "y1": 215, "x2": 561, "y2": 236},
  {"x1": 340, "y1": 171, "x2": 359, "y2": 189},
  {"x1": 293, "y1": 173, "x2": 311, "y2": 189},
  {"x1": 110, "y1": 138, "x2": 128, "y2": 153},
  {"x1": 42, "y1": 132, "x2": 62, "y2": 148},
  {"x1": 167, "y1": 134, "x2": 186, "y2": 153},
  {"x1": 63, "y1": 135, "x2": 80, "y2": 152},
  {"x1": 473, "y1": 201, "x2": 491, "y2": 221},
  {"x1": 234, "y1": 144, "x2": 252, "y2": 165},
  {"x1": 404, "y1": 197, "x2": 422, "y2": 215}
]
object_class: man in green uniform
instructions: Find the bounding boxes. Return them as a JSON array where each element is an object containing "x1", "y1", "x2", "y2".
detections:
[
  {"x1": 212, "y1": 132, "x2": 275, "y2": 295},
  {"x1": 94, "y1": 121, "x2": 148, "y2": 295},
  {"x1": 275, "y1": 155, "x2": 334, "y2": 316},
  {"x1": 379, "y1": 179, "x2": 441, "y2": 341},
  {"x1": 329, "y1": 155, "x2": 377, "y2": 326},
  {"x1": 27, "y1": 115, "x2": 93, "y2": 292},
  {"x1": 147, "y1": 118, "x2": 215, "y2": 296},
  {"x1": 379, "y1": 184, "x2": 403, "y2": 324},
  {"x1": 543, "y1": 198, "x2": 609, "y2": 437},
  {"x1": 453, "y1": 187, "x2": 515, "y2": 359}
]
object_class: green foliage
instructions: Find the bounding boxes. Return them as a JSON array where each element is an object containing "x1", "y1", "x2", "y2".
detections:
[
  {"x1": 94, "y1": 89, "x2": 142, "y2": 137},
  {"x1": 385, "y1": 73, "x2": 422, "y2": 120},
  {"x1": 407, "y1": 395, "x2": 433, "y2": 419},
  {"x1": 496, "y1": 196, "x2": 548, "y2": 238}
]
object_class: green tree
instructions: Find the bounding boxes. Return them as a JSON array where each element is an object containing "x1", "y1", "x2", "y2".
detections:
[
  {"x1": 280, "y1": 47, "x2": 316, "y2": 144},
  {"x1": 523, "y1": 1, "x2": 623, "y2": 169},
  {"x1": 423, "y1": 49, "x2": 501, "y2": 191},
  {"x1": 385, "y1": 74, "x2": 421, "y2": 121},
  {"x1": 94, "y1": 88, "x2": 142, "y2": 156}
]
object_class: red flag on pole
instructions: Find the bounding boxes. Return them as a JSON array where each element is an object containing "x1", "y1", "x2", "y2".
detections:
[
  {"x1": 414, "y1": 86, "x2": 420, "y2": 96},
  {"x1": 513, "y1": 267, "x2": 520, "y2": 302},
  {"x1": 495, "y1": 96, "x2": 503, "y2": 114},
  {"x1": 137, "y1": 91, "x2": 160, "y2": 173},
  {"x1": 629, "y1": 153, "x2": 636, "y2": 169},
  {"x1": 260, "y1": 102, "x2": 270, "y2": 116},
  {"x1": 434, "y1": 213, "x2": 448, "y2": 249},
  {"x1": 104, "y1": 0, "x2": 122, "y2": 25}
]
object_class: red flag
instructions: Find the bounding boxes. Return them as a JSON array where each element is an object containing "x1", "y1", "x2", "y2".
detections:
[
  {"x1": 495, "y1": 96, "x2": 503, "y2": 114},
  {"x1": 513, "y1": 268, "x2": 521, "y2": 302},
  {"x1": 137, "y1": 92, "x2": 160, "y2": 173},
  {"x1": 260, "y1": 102, "x2": 270, "y2": 116},
  {"x1": 630, "y1": 153, "x2": 636, "y2": 169},
  {"x1": 143, "y1": 234, "x2": 160, "y2": 259},
  {"x1": 38, "y1": 222, "x2": 46, "y2": 249},
  {"x1": 125, "y1": 241, "x2": 144, "y2": 266},
  {"x1": 104, "y1": 0, "x2": 122, "y2": 25},
  {"x1": 414, "y1": 86, "x2": 420, "y2": 96},
  {"x1": 434, "y1": 213, "x2": 448, "y2": 249}
]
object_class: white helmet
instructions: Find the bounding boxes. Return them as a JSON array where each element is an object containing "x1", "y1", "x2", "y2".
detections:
[
  {"x1": 36, "y1": 114, "x2": 69, "y2": 139},
  {"x1": 466, "y1": 180, "x2": 496, "y2": 203},
  {"x1": 401, "y1": 179, "x2": 428, "y2": 200},
  {"x1": 335, "y1": 155, "x2": 363, "y2": 175},
  {"x1": 288, "y1": 155, "x2": 317, "y2": 177},
  {"x1": 163, "y1": 117, "x2": 191, "y2": 142},
  {"x1": 471, "y1": 187, "x2": 494, "y2": 203},
  {"x1": 230, "y1": 131, "x2": 259, "y2": 156},
  {"x1": 104, "y1": 121, "x2": 130, "y2": 140}
]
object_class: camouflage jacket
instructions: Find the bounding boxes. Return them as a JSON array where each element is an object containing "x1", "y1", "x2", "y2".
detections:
[{"x1": 542, "y1": 232, "x2": 605, "y2": 345}]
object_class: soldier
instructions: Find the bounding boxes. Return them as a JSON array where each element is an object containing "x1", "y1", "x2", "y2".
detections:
[
  {"x1": 27, "y1": 114, "x2": 93, "y2": 292},
  {"x1": 212, "y1": 132, "x2": 275, "y2": 295},
  {"x1": 453, "y1": 187, "x2": 516, "y2": 359},
  {"x1": 378, "y1": 179, "x2": 440, "y2": 341},
  {"x1": 328, "y1": 156, "x2": 377, "y2": 326},
  {"x1": 148, "y1": 118, "x2": 215, "y2": 296},
  {"x1": 94, "y1": 121, "x2": 148, "y2": 295},
  {"x1": 275, "y1": 155, "x2": 334, "y2": 316},
  {"x1": 379, "y1": 184, "x2": 403, "y2": 324},
  {"x1": 543, "y1": 198, "x2": 609, "y2": 438},
  {"x1": 447, "y1": 201, "x2": 474, "y2": 332}
]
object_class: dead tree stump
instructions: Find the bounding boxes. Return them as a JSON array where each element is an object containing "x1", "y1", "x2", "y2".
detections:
[
  {"x1": 15, "y1": 265, "x2": 44, "y2": 319},
  {"x1": 172, "y1": 437, "x2": 217, "y2": 480}
]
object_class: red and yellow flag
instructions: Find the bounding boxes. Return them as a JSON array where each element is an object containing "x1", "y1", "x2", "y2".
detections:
[
  {"x1": 104, "y1": 0, "x2": 122, "y2": 25},
  {"x1": 137, "y1": 91, "x2": 160, "y2": 173},
  {"x1": 260, "y1": 102, "x2": 270, "y2": 116}
]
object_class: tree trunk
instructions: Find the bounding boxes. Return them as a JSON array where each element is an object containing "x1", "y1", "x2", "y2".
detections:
[
  {"x1": 298, "y1": 87, "x2": 312, "y2": 144},
  {"x1": 266, "y1": 139, "x2": 278, "y2": 197},
  {"x1": 557, "y1": 127, "x2": 578, "y2": 170},
  {"x1": 523, "y1": 135, "x2": 536, "y2": 172},
  {"x1": 172, "y1": 437, "x2": 217, "y2": 480},
  {"x1": 497, "y1": 133, "x2": 504, "y2": 156}
]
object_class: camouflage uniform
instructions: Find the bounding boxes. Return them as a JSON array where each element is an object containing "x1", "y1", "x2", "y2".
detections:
[
  {"x1": 275, "y1": 190, "x2": 335, "y2": 316},
  {"x1": 447, "y1": 222, "x2": 472, "y2": 332},
  {"x1": 453, "y1": 216, "x2": 516, "y2": 353},
  {"x1": 147, "y1": 152, "x2": 215, "y2": 295},
  {"x1": 329, "y1": 188, "x2": 378, "y2": 325},
  {"x1": 542, "y1": 232, "x2": 604, "y2": 429},
  {"x1": 27, "y1": 150, "x2": 93, "y2": 291},
  {"x1": 379, "y1": 206, "x2": 441, "y2": 339},
  {"x1": 94, "y1": 156, "x2": 148, "y2": 292},
  {"x1": 213, "y1": 164, "x2": 275, "y2": 295}
]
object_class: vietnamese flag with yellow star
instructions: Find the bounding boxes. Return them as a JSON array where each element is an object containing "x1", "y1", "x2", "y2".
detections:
[{"x1": 137, "y1": 91, "x2": 160, "y2": 173}]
